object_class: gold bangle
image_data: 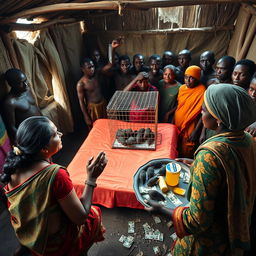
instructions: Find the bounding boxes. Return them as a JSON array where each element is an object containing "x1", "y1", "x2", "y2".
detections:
[{"x1": 85, "y1": 180, "x2": 97, "y2": 187}]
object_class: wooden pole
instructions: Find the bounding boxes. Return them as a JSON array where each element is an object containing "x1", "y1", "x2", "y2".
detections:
[
  {"x1": 124, "y1": 0, "x2": 255, "y2": 10},
  {"x1": 1, "y1": 18, "x2": 79, "y2": 32},
  {"x1": 87, "y1": 25, "x2": 234, "y2": 34},
  {"x1": 1, "y1": 0, "x2": 255, "y2": 23}
]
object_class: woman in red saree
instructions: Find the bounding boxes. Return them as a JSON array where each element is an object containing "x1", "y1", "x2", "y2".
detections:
[{"x1": 1, "y1": 116, "x2": 107, "y2": 256}]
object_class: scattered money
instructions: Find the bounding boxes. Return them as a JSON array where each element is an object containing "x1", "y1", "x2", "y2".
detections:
[
  {"x1": 145, "y1": 231, "x2": 154, "y2": 240},
  {"x1": 119, "y1": 234, "x2": 135, "y2": 248},
  {"x1": 123, "y1": 240, "x2": 133, "y2": 248},
  {"x1": 143, "y1": 223, "x2": 164, "y2": 241},
  {"x1": 123, "y1": 235, "x2": 134, "y2": 248},
  {"x1": 153, "y1": 229, "x2": 164, "y2": 241},
  {"x1": 183, "y1": 172, "x2": 190, "y2": 183},
  {"x1": 128, "y1": 221, "x2": 135, "y2": 233},
  {"x1": 119, "y1": 235, "x2": 126, "y2": 243},
  {"x1": 166, "y1": 191, "x2": 183, "y2": 206},
  {"x1": 153, "y1": 216, "x2": 161, "y2": 224},
  {"x1": 142, "y1": 222, "x2": 151, "y2": 232},
  {"x1": 153, "y1": 246, "x2": 161, "y2": 255},
  {"x1": 127, "y1": 235, "x2": 134, "y2": 242},
  {"x1": 170, "y1": 232, "x2": 177, "y2": 241},
  {"x1": 139, "y1": 186, "x2": 149, "y2": 194}
]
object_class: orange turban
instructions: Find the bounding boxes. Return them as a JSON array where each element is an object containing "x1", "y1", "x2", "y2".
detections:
[{"x1": 185, "y1": 65, "x2": 201, "y2": 80}]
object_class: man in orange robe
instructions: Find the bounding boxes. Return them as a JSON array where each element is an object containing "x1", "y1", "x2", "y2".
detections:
[{"x1": 174, "y1": 65, "x2": 206, "y2": 158}]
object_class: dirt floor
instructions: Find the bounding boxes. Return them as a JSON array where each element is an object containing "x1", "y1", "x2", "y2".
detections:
[
  {"x1": 0, "y1": 129, "x2": 175, "y2": 256},
  {"x1": 0, "y1": 201, "x2": 175, "y2": 256},
  {"x1": 89, "y1": 207, "x2": 174, "y2": 256}
]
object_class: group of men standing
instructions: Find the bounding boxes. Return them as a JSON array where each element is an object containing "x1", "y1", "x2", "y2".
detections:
[{"x1": 76, "y1": 38, "x2": 256, "y2": 158}]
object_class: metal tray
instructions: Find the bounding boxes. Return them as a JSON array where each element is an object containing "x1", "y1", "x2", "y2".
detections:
[{"x1": 133, "y1": 158, "x2": 190, "y2": 209}]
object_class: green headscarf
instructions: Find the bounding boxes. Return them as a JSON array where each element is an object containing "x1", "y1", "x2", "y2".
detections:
[{"x1": 204, "y1": 83, "x2": 256, "y2": 131}]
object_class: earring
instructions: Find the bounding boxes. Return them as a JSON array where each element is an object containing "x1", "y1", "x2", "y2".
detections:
[{"x1": 217, "y1": 120, "x2": 221, "y2": 127}]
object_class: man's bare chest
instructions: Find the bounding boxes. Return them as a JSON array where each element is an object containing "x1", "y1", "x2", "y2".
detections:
[{"x1": 12, "y1": 92, "x2": 36, "y2": 111}]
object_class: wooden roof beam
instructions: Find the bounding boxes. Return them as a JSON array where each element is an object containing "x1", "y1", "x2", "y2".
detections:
[
  {"x1": 0, "y1": 18, "x2": 79, "y2": 32},
  {"x1": 0, "y1": 1, "x2": 122, "y2": 23},
  {"x1": 1, "y1": 0, "x2": 255, "y2": 23},
  {"x1": 124, "y1": 0, "x2": 255, "y2": 9},
  {"x1": 87, "y1": 25, "x2": 234, "y2": 34}
]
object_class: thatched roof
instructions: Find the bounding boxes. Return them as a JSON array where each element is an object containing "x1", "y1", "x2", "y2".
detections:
[{"x1": 0, "y1": 0, "x2": 255, "y2": 31}]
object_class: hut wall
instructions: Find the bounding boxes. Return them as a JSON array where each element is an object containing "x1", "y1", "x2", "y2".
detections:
[
  {"x1": 227, "y1": 4, "x2": 256, "y2": 62},
  {"x1": 84, "y1": 3, "x2": 239, "y2": 64}
]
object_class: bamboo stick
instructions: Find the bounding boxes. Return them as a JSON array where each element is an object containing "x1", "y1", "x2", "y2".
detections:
[{"x1": 1, "y1": 0, "x2": 254, "y2": 23}]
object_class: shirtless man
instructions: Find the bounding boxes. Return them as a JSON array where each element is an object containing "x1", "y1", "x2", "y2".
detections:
[
  {"x1": 2, "y1": 68, "x2": 42, "y2": 144},
  {"x1": 199, "y1": 51, "x2": 215, "y2": 86},
  {"x1": 148, "y1": 55, "x2": 163, "y2": 87},
  {"x1": 207, "y1": 56, "x2": 235, "y2": 86},
  {"x1": 99, "y1": 38, "x2": 134, "y2": 92},
  {"x1": 112, "y1": 55, "x2": 134, "y2": 90},
  {"x1": 176, "y1": 49, "x2": 191, "y2": 84},
  {"x1": 77, "y1": 58, "x2": 107, "y2": 130}
]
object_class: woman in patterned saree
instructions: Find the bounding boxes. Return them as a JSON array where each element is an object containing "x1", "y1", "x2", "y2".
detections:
[
  {"x1": 146, "y1": 83, "x2": 256, "y2": 255},
  {"x1": 1, "y1": 116, "x2": 107, "y2": 256}
]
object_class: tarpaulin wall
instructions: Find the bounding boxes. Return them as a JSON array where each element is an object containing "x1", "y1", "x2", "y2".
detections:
[{"x1": 84, "y1": 4, "x2": 240, "y2": 64}]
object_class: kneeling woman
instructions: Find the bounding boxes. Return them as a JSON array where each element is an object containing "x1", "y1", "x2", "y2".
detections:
[{"x1": 1, "y1": 116, "x2": 107, "y2": 256}]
